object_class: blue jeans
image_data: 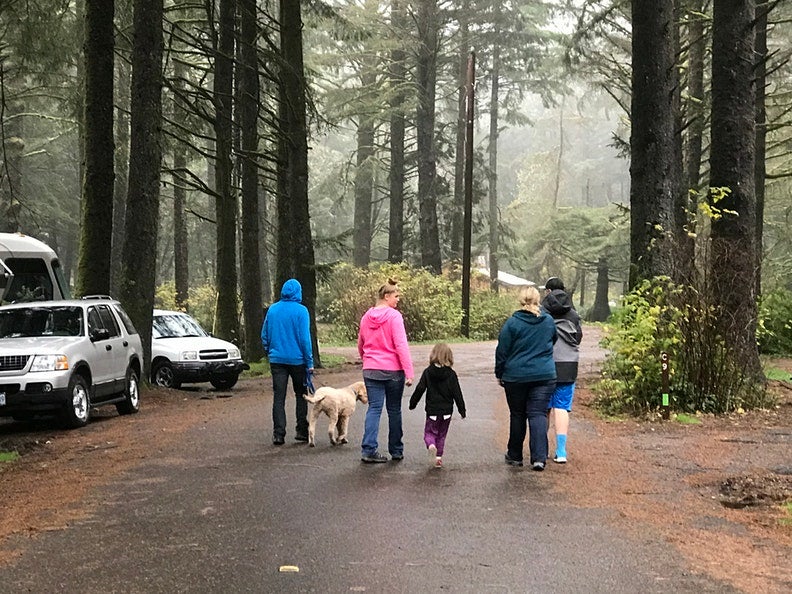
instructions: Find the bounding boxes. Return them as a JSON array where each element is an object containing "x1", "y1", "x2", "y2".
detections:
[
  {"x1": 504, "y1": 380, "x2": 555, "y2": 464},
  {"x1": 361, "y1": 375, "x2": 405, "y2": 457},
  {"x1": 270, "y1": 363, "x2": 308, "y2": 440}
]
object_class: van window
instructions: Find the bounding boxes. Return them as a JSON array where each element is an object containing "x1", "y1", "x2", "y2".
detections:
[
  {"x1": 51, "y1": 259, "x2": 71, "y2": 299},
  {"x1": 3, "y1": 258, "x2": 53, "y2": 302}
]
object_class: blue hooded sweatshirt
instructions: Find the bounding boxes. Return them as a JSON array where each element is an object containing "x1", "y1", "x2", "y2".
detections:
[{"x1": 261, "y1": 279, "x2": 314, "y2": 368}]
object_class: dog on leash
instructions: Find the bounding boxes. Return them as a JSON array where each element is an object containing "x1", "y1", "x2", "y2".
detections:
[{"x1": 303, "y1": 381, "x2": 368, "y2": 446}]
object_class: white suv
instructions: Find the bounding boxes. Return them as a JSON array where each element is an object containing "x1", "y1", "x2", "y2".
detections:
[
  {"x1": 151, "y1": 309, "x2": 249, "y2": 390},
  {"x1": 0, "y1": 297, "x2": 143, "y2": 427}
]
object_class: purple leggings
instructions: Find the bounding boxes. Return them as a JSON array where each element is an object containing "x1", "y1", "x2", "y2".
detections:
[{"x1": 423, "y1": 416, "x2": 452, "y2": 456}]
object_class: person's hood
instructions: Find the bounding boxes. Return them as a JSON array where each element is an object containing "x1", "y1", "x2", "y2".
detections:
[
  {"x1": 512, "y1": 310, "x2": 546, "y2": 325},
  {"x1": 542, "y1": 289, "x2": 572, "y2": 316},
  {"x1": 361, "y1": 305, "x2": 399, "y2": 330},
  {"x1": 426, "y1": 364, "x2": 455, "y2": 381},
  {"x1": 280, "y1": 278, "x2": 302, "y2": 303}
]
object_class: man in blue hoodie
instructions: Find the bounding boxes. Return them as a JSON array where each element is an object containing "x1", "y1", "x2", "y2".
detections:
[{"x1": 261, "y1": 279, "x2": 314, "y2": 445}]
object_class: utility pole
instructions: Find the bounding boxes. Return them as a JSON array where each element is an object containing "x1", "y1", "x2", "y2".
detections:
[{"x1": 461, "y1": 51, "x2": 475, "y2": 337}]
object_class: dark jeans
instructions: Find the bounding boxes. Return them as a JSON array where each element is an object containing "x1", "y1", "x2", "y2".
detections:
[
  {"x1": 504, "y1": 379, "x2": 555, "y2": 464},
  {"x1": 271, "y1": 363, "x2": 308, "y2": 440}
]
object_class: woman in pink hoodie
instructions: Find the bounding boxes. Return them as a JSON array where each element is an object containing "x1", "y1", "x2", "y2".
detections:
[{"x1": 358, "y1": 278, "x2": 414, "y2": 463}]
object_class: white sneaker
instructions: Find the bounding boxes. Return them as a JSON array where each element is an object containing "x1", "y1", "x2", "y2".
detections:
[
  {"x1": 428, "y1": 444, "x2": 437, "y2": 466},
  {"x1": 553, "y1": 455, "x2": 567, "y2": 464}
]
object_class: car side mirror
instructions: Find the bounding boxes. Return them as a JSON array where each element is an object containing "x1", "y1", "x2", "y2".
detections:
[{"x1": 90, "y1": 327, "x2": 111, "y2": 342}]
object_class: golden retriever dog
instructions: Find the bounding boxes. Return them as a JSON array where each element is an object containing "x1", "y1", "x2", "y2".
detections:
[{"x1": 303, "y1": 381, "x2": 368, "y2": 447}]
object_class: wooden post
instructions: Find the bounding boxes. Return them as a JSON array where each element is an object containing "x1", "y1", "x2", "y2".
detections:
[{"x1": 661, "y1": 351, "x2": 670, "y2": 419}]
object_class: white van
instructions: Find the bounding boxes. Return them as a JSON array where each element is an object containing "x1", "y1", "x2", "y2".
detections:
[{"x1": 0, "y1": 232, "x2": 71, "y2": 304}]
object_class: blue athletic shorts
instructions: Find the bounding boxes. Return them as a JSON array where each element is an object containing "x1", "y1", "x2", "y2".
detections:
[{"x1": 550, "y1": 382, "x2": 576, "y2": 411}]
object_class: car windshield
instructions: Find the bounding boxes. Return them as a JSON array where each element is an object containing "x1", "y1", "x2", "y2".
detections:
[
  {"x1": 0, "y1": 306, "x2": 83, "y2": 338},
  {"x1": 152, "y1": 313, "x2": 209, "y2": 339}
]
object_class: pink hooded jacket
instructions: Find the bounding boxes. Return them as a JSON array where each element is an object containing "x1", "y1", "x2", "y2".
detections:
[{"x1": 357, "y1": 305, "x2": 414, "y2": 379}]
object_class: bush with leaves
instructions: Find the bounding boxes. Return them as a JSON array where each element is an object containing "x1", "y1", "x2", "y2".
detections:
[
  {"x1": 319, "y1": 263, "x2": 515, "y2": 343},
  {"x1": 758, "y1": 288, "x2": 792, "y2": 355},
  {"x1": 597, "y1": 277, "x2": 769, "y2": 415},
  {"x1": 154, "y1": 281, "x2": 219, "y2": 333}
]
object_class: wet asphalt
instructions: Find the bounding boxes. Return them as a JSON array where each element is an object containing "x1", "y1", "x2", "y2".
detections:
[{"x1": 1, "y1": 341, "x2": 736, "y2": 593}]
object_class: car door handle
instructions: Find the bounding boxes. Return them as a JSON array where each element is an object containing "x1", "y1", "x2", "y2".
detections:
[{"x1": 106, "y1": 345, "x2": 112, "y2": 351}]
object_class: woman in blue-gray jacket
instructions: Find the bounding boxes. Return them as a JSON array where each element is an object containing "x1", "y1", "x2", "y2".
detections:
[
  {"x1": 495, "y1": 285, "x2": 557, "y2": 470},
  {"x1": 261, "y1": 278, "x2": 314, "y2": 445}
]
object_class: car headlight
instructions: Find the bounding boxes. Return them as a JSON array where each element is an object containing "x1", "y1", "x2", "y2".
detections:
[
  {"x1": 30, "y1": 355, "x2": 69, "y2": 372},
  {"x1": 180, "y1": 351, "x2": 198, "y2": 361},
  {"x1": 228, "y1": 348, "x2": 240, "y2": 359}
]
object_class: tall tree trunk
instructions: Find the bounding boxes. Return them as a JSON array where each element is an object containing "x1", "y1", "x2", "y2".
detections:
[
  {"x1": 415, "y1": 0, "x2": 442, "y2": 274},
  {"x1": 213, "y1": 0, "x2": 239, "y2": 343},
  {"x1": 77, "y1": 0, "x2": 115, "y2": 296},
  {"x1": 754, "y1": 1, "x2": 769, "y2": 297},
  {"x1": 172, "y1": 75, "x2": 189, "y2": 309},
  {"x1": 629, "y1": 0, "x2": 679, "y2": 288},
  {"x1": 277, "y1": 0, "x2": 320, "y2": 366},
  {"x1": 488, "y1": 38, "x2": 501, "y2": 292},
  {"x1": 709, "y1": 0, "x2": 761, "y2": 377},
  {"x1": 672, "y1": 1, "x2": 693, "y2": 283},
  {"x1": 238, "y1": 0, "x2": 264, "y2": 361},
  {"x1": 353, "y1": 69, "x2": 376, "y2": 268},
  {"x1": 450, "y1": 1, "x2": 469, "y2": 261},
  {"x1": 587, "y1": 257, "x2": 611, "y2": 322},
  {"x1": 120, "y1": 0, "x2": 164, "y2": 374},
  {"x1": 387, "y1": 0, "x2": 406, "y2": 264},
  {"x1": 111, "y1": 3, "x2": 133, "y2": 297},
  {"x1": 0, "y1": 99, "x2": 23, "y2": 232}
]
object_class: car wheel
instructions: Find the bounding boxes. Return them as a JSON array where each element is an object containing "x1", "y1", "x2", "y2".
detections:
[
  {"x1": 62, "y1": 374, "x2": 90, "y2": 428},
  {"x1": 152, "y1": 361, "x2": 180, "y2": 389},
  {"x1": 117, "y1": 366, "x2": 140, "y2": 415},
  {"x1": 210, "y1": 374, "x2": 238, "y2": 390}
]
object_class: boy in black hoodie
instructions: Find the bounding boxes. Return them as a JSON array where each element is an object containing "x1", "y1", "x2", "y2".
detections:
[
  {"x1": 542, "y1": 277, "x2": 583, "y2": 463},
  {"x1": 409, "y1": 343, "x2": 466, "y2": 468}
]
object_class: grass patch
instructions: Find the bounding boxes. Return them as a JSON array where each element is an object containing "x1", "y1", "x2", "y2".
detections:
[
  {"x1": 780, "y1": 502, "x2": 792, "y2": 527},
  {"x1": 764, "y1": 366, "x2": 791, "y2": 381},
  {"x1": 0, "y1": 450, "x2": 20, "y2": 463},
  {"x1": 674, "y1": 413, "x2": 702, "y2": 425}
]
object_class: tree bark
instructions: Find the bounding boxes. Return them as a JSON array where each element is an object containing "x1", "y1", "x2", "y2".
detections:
[
  {"x1": 77, "y1": 0, "x2": 115, "y2": 297},
  {"x1": 709, "y1": 0, "x2": 761, "y2": 376},
  {"x1": 587, "y1": 257, "x2": 611, "y2": 322},
  {"x1": 387, "y1": 0, "x2": 406, "y2": 264},
  {"x1": 119, "y1": 0, "x2": 164, "y2": 374},
  {"x1": 415, "y1": 0, "x2": 442, "y2": 274},
  {"x1": 277, "y1": 0, "x2": 320, "y2": 366},
  {"x1": 629, "y1": 0, "x2": 679, "y2": 288},
  {"x1": 213, "y1": 0, "x2": 239, "y2": 343},
  {"x1": 238, "y1": 0, "x2": 264, "y2": 361},
  {"x1": 353, "y1": 68, "x2": 376, "y2": 268},
  {"x1": 754, "y1": 1, "x2": 769, "y2": 297},
  {"x1": 450, "y1": 1, "x2": 469, "y2": 261}
]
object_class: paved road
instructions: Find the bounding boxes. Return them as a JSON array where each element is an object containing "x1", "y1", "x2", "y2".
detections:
[{"x1": 2, "y1": 335, "x2": 735, "y2": 593}]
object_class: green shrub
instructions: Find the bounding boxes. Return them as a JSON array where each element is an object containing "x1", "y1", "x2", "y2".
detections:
[
  {"x1": 596, "y1": 277, "x2": 769, "y2": 416},
  {"x1": 319, "y1": 262, "x2": 515, "y2": 343},
  {"x1": 758, "y1": 288, "x2": 792, "y2": 355}
]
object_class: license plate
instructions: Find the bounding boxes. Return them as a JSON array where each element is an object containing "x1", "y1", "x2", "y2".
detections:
[{"x1": 0, "y1": 392, "x2": 5, "y2": 406}]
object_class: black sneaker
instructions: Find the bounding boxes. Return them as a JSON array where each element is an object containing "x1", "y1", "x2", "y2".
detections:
[
  {"x1": 531, "y1": 461, "x2": 546, "y2": 471},
  {"x1": 294, "y1": 434, "x2": 309, "y2": 443},
  {"x1": 273, "y1": 437, "x2": 285, "y2": 446},
  {"x1": 504, "y1": 453, "x2": 523, "y2": 467},
  {"x1": 361, "y1": 452, "x2": 388, "y2": 464},
  {"x1": 391, "y1": 454, "x2": 404, "y2": 461}
]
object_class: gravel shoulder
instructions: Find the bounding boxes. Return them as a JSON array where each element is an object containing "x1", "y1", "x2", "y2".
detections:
[{"x1": 1, "y1": 327, "x2": 790, "y2": 592}]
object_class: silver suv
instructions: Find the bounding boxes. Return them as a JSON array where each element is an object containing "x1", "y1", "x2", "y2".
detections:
[{"x1": 0, "y1": 297, "x2": 143, "y2": 428}]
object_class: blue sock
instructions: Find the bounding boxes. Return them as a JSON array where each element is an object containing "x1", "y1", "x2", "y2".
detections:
[{"x1": 556, "y1": 434, "x2": 567, "y2": 457}]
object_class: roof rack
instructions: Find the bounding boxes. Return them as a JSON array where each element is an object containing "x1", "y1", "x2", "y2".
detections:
[{"x1": 80, "y1": 295, "x2": 114, "y2": 300}]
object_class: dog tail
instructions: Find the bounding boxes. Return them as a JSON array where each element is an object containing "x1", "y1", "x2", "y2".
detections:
[{"x1": 303, "y1": 392, "x2": 325, "y2": 404}]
